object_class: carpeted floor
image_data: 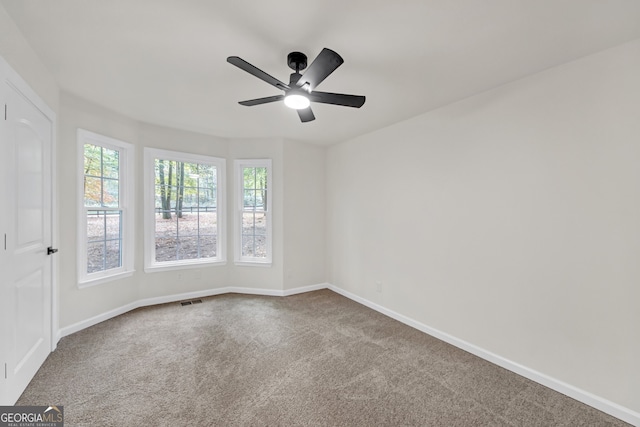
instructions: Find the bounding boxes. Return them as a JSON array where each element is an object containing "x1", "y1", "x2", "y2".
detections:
[{"x1": 18, "y1": 289, "x2": 629, "y2": 426}]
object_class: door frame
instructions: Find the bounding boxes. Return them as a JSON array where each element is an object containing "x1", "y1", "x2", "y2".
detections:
[{"x1": 0, "y1": 53, "x2": 58, "y2": 405}]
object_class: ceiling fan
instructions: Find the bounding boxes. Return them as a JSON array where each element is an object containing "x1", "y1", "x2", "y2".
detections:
[{"x1": 227, "y1": 48, "x2": 365, "y2": 123}]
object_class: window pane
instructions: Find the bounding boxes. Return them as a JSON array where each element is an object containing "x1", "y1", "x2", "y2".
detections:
[
  {"x1": 242, "y1": 212, "x2": 255, "y2": 235},
  {"x1": 103, "y1": 178, "x2": 119, "y2": 207},
  {"x1": 254, "y1": 167, "x2": 267, "y2": 189},
  {"x1": 249, "y1": 211, "x2": 267, "y2": 236},
  {"x1": 244, "y1": 189, "x2": 256, "y2": 208},
  {"x1": 256, "y1": 189, "x2": 265, "y2": 210},
  {"x1": 84, "y1": 143, "x2": 120, "y2": 208},
  {"x1": 102, "y1": 147, "x2": 119, "y2": 179},
  {"x1": 199, "y1": 211, "x2": 217, "y2": 236},
  {"x1": 173, "y1": 204, "x2": 201, "y2": 261},
  {"x1": 254, "y1": 235, "x2": 267, "y2": 257},
  {"x1": 86, "y1": 210, "x2": 122, "y2": 273},
  {"x1": 198, "y1": 189, "x2": 216, "y2": 207},
  {"x1": 155, "y1": 236, "x2": 177, "y2": 262},
  {"x1": 84, "y1": 144, "x2": 102, "y2": 176},
  {"x1": 105, "y1": 239, "x2": 121, "y2": 270},
  {"x1": 199, "y1": 235, "x2": 216, "y2": 258},
  {"x1": 160, "y1": 227, "x2": 218, "y2": 261},
  {"x1": 87, "y1": 212, "x2": 104, "y2": 243},
  {"x1": 105, "y1": 211, "x2": 122, "y2": 240},
  {"x1": 154, "y1": 158, "x2": 218, "y2": 263},
  {"x1": 243, "y1": 167, "x2": 256, "y2": 189},
  {"x1": 241, "y1": 234, "x2": 267, "y2": 258},
  {"x1": 198, "y1": 208, "x2": 217, "y2": 257},
  {"x1": 243, "y1": 166, "x2": 267, "y2": 212},
  {"x1": 155, "y1": 211, "x2": 178, "y2": 262},
  {"x1": 87, "y1": 241, "x2": 105, "y2": 274},
  {"x1": 242, "y1": 211, "x2": 267, "y2": 258},
  {"x1": 176, "y1": 236, "x2": 198, "y2": 260},
  {"x1": 84, "y1": 176, "x2": 102, "y2": 207},
  {"x1": 244, "y1": 167, "x2": 267, "y2": 189}
]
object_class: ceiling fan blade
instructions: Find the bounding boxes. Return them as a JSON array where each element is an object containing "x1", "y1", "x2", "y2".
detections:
[
  {"x1": 227, "y1": 56, "x2": 289, "y2": 91},
  {"x1": 238, "y1": 95, "x2": 285, "y2": 106},
  {"x1": 297, "y1": 107, "x2": 315, "y2": 123},
  {"x1": 296, "y1": 48, "x2": 344, "y2": 91},
  {"x1": 308, "y1": 91, "x2": 366, "y2": 108}
]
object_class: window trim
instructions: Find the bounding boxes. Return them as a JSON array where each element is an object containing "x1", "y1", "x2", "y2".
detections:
[
  {"x1": 144, "y1": 147, "x2": 226, "y2": 272},
  {"x1": 234, "y1": 159, "x2": 272, "y2": 266},
  {"x1": 77, "y1": 129, "x2": 135, "y2": 288}
]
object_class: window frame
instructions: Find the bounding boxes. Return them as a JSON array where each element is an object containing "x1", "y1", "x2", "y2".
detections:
[
  {"x1": 234, "y1": 159, "x2": 272, "y2": 266},
  {"x1": 77, "y1": 129, "x2": 135, "y2": 287},
  {"x1": 144, "y1": 147, "x2": 226, "y2": 272}
]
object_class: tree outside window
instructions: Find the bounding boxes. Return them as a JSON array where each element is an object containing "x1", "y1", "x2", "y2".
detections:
[
  {"x1": 153, "y1": 159, "x2": 218, "y2": 262},
  {"x1": 235, "y1": 159, "x2": 272, "y2": 265},
  {"x1": 144, "y1": 148, "x2": 226, "y2": 271}
]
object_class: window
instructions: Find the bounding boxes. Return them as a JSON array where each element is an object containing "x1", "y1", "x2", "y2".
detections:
[
  {"x1": 235, "y1": 159, "x2": 272, "y2": 265},
  {"x1": 144, "y1": 148, "x2": 225, "y2": 271},
  {"x1": 77, "y1": 129, "x2": 134, "y2": 286}
]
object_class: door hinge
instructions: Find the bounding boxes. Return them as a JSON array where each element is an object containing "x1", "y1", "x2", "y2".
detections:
[
  {"x1": 3, "y1": 233, "x2": 6, "y2": 250},
  {"x1": 4, "y1": 104, "x2": 6, "y2": 120},
  {"x1": 4, "y1": 363, "x2": 6, "y2": 379}
]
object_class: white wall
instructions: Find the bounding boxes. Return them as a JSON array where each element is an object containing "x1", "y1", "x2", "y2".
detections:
[
  {"x1": 326, "y1": 39, "x2": 640, "y2": 415},
  {"x1": 283, "y1": 139, "x2": 326, "y2": 289},
  {"x1": 0, "y1": 5, "x2": 57, "y2": 110}
]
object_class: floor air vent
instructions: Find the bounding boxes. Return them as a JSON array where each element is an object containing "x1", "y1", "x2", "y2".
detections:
[{"x1": 180, "y1": 299, "x2": 203, "y2": 306}]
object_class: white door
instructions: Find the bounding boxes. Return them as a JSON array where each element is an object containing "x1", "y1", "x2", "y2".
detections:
[{"x1": 1, "y1": 76, "x2": 54, "y2": 404}]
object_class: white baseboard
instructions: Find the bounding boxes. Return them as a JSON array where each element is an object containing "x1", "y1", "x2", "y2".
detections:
[
  {"x1": 283, "y1": 282, "x2": 329, "y2": 296},
  {"x1": 58, "y1": 283, "x2": 331, "y2": 339},
  {"x1": 60, "y1": 301, "x2": 140, "y2": 338},
  {"x1": 326, "y1": 284, "x2": 640, "y2": 426}
]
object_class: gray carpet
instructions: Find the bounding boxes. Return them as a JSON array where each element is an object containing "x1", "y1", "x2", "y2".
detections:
[{"x1": 18, "y1": 289, "x2": 629, "y2": 426}]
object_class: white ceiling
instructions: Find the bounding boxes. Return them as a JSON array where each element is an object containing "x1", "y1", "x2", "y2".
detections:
[{"x1": 2, "y1": 0, "x2": 640, "y2": 145}]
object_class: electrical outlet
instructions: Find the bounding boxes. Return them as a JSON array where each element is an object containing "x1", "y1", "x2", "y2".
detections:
[{"x1": 376, "y1": 281, "x2": 382, "y2": 293}]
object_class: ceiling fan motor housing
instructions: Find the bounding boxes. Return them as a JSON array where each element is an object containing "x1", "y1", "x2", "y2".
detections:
[{"x1": 287, "y1": 51, "x2": 307, "y2": 71}]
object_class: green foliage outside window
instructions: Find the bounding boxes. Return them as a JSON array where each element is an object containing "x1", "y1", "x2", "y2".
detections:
[
  {"x1": 243, "y1": 167, "x2": 267, "y2": 210},
  {"x1": 153, "y1": 158, "x2": 218, "y2": 262},
  {"x1": 84, "y1": 143, "x2": 119, "y2": 207},
  {"x1": 154, "y1": 159, "x2": 217, "y2": 219}
]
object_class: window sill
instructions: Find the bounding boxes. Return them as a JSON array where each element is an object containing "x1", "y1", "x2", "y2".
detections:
[
  {"x1": 78, "y1": 270, "x2": 135, "y2": 289},
  {"x1": 234, "y1": 261, "x2": 272, "y2": 268},
  {"x1": 144, "y1": 259, "x2": 227, "y2": 273}
]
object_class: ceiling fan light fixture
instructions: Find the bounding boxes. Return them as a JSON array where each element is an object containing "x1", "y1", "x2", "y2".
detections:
[
  {"x1": 284, "y1": 93, "x2": 310, "y2": 110},
  {"x1": 228, "y1": 48, "x2": 365, "y2": 122}
]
